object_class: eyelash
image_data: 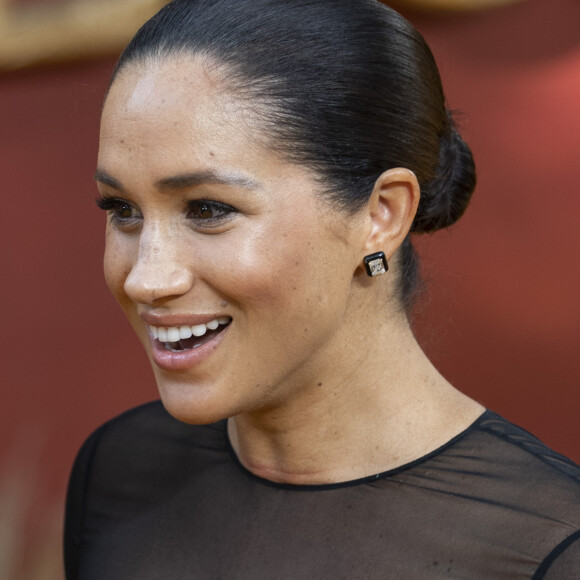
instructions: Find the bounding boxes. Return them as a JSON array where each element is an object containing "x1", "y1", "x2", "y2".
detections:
[
  {"x1": 95, "y1": 197, "x2": 140, "y2": 228},
  {"x1": 186, "y1": 199, "x2": 237, "y2": 227},
  {"x1": 95, "y1": 196, "x2": 237, "y2": 229}
]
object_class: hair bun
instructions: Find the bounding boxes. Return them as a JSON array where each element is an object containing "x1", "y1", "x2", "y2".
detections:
[{"x1": 411, "y1": 117, "x2": 476, "y2": 234}]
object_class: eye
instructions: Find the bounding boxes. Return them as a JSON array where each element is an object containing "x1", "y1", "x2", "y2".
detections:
[
  {"x1": 96, "y1": 196, "x2": 141, "y2": 227},
  {"x1": 186, "y1": 200, "x2": 237, "y2": 227}
]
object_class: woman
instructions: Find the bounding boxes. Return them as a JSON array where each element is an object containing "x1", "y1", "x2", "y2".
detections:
[{"x1": 64, "y1": 0, "x2": 580, "y2": 577}]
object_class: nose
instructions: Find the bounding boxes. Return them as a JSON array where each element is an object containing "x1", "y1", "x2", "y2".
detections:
[{"x1": 123, "y1": 223, "x2": 194, "y2": 305}]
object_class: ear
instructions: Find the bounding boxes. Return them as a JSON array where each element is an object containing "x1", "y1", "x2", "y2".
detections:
[{"x1": 362, "y1": 168, "x2": 420, "y2": 260}]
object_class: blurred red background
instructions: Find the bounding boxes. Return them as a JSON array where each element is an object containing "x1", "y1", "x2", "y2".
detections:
[{"x1": 1, "y1": 0, "x2": 579, "y2": 577}]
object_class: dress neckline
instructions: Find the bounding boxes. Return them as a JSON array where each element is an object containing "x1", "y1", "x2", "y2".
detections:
[{"x1": 224, "y1": 409, "x2": 491, "y2": 491}]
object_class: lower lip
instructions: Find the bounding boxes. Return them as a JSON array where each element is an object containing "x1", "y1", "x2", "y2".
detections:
[{"x1": 149, "y1": 325, "x2": 230, "y2": 371}]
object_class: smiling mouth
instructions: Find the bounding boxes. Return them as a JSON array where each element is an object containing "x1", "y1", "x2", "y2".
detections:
[{"x1": 149, "y1": 316, "x2": 231, "y2": 353}]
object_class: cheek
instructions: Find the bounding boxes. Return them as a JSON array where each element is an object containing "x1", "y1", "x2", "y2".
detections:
[
  {"x1": 103, "y1": 234, "x2": 133, "y2": 302},
  {"x1": 206, "y1": 227, "x2": 343, "y2": 316}
]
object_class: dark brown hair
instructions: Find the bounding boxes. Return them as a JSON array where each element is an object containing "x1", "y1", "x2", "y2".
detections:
[{"x1": 112, "y1": 0, "x2": 476, "y2": 310}]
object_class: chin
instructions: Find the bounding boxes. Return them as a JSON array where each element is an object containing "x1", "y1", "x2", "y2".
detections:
[{"x1": 156, "y1": 379, "x2": 236, "y2": 426}]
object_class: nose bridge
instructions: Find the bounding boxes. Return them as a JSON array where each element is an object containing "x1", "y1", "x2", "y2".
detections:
[{"x1": 124, "y1": 220, "x2": 193, "y2": 304}]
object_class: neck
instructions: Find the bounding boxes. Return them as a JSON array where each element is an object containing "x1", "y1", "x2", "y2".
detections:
[{"x1": 228, "y1": 313, "x2": 484, "y2": 485}]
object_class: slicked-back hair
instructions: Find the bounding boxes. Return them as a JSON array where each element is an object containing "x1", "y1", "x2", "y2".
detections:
[{"x1": 111, "y1": 0, "x2": 476, "y2": 311}]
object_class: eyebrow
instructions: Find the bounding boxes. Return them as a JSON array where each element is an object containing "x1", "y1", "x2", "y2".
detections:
[
  {"x1": 94, "y1": 168, "x2": 261, "y2": 193},
  {"x1": 94, "y1": 169, "x2": 124, "y2": 191},
  {"x1": 156, "y1": 170, "x2": 261, "y2": 192}
]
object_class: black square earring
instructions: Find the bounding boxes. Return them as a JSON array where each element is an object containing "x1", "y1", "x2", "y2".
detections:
[{"x1": 363, "y1": 252, "x2": 388, "y2": 277}]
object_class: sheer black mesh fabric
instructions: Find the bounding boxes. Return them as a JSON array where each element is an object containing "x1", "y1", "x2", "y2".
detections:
[{"x1": 65, "y1": 402, "x2": 580, "y2": 579}]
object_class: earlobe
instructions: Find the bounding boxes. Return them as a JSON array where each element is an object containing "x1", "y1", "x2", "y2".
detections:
[
  {"x1": 363, "y1": 168, "x2": 420, "y2": 260},
  {"x1": 363, "y1": 252, "x2": 389, "y2": 277}
]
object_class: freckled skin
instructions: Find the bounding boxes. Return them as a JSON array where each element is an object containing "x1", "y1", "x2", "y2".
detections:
[
  {"x1": 98, "y1": 55, "x2": 483, "y2": 483},
  {"x1": 98, "y1": 56, "x2": 368, "y2": 425}
]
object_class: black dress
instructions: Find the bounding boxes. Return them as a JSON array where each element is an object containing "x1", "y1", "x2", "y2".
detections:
[{"x1": 64, "y1": 401, "x2": 580, "y2": 579}]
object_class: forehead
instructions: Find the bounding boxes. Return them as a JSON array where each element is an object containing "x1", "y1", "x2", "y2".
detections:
[
  {"x1": 100, "y1": 57, "x2": 269, "y2": 173},
  {"x1": 98, "y1": 56, "x2": 329, "y2": 202},
  {"x1": 103, "y1": 56, "x2": 245, "y2": 135}
]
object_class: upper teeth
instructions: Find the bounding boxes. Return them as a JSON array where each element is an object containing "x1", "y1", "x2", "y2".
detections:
[{"x1": 149, "y1": 317, "x2": 230, "y2": 342}]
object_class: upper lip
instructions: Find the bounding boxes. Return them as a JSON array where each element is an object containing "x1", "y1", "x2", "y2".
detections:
[{"x1": 139, "y1": 311, "x2": 231, "y2": 328}]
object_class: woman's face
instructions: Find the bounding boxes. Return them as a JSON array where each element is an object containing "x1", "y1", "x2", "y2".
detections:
[{"x1": 97, "y1": 57, "x2": 368, "y2": 424}]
